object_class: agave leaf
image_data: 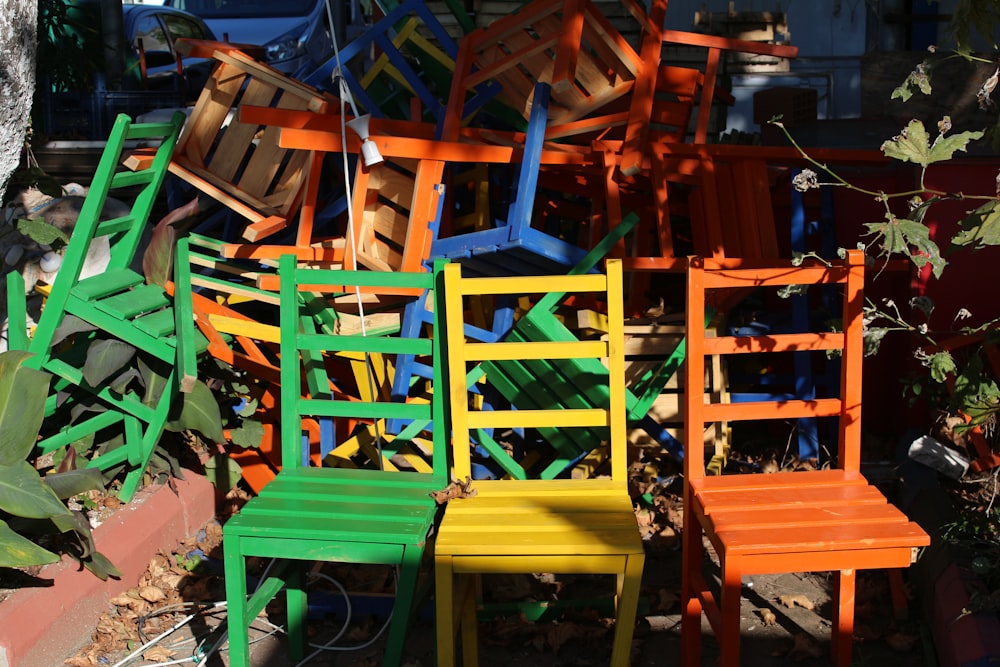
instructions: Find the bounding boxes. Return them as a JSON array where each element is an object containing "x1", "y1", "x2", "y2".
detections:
[
  {"x1": 0, "y1": 461, "x2": 73, "y2": 519},
  {"x1": 83, "y1": 339, "x2": 136, "y2": 388},
  {"x1": 43, "y1": 468, "x2": 106, "y2": 499},
  {"x1": 51, "y1": 315, "x2": 97, "y2": 348},
  {"x1": 165, "y1": 380, "x2": 225, "y2": 444},
  {"x1": 0, "y1": 519, "x2": 60, "y2": 568},
  {"x1": 0, "y1": 351, "x2": 51, "y2": 465},
  {"x1": 81, "y1": 549, "x2": 122, "y2": 581}
]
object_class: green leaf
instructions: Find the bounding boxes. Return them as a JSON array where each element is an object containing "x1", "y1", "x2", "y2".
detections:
[
  {"x1": 0, "y1": 351, "x2": 51, "y2": 466},
  {"x1": 891, "y1": 61, "x2": 932, "y2": 102},
  {"x1": 897, "y1": 218, "x2": 947, "y2": 279},
  {"x1": 166, "y1": 380, "x2": 225, "y2": 444},
  {"x1": 0, "y1": 519, "x2": 60, "y2": 568},
  {"x1": 203, "y1": 453, "x2": 242, "y2": 493},
  {"x1": 928, "y1": 351, "x2": 958, "y2": 383},
  {"x1": 138, "y1": 357, "x2": 168, "y2": 408},
  {"x1": 881, "y1": 119, "x2": 983, "y2": 167},
  {"x1": 0, "y1": 461, "x2": 73, "y2": 519},
  {"x1": 83, "y1": 339, "x2": 136, "y2": 388},
  {"x1": 951, "y1": 200, "x2": 1000, "y2": 249},
  {"x1": 43, "y1": 468, "x2": 106, "y2": 500},
  {"x1": 51, "y1": 315, "x2": 97, "y2": 348},
  {"x1": 15, "y1": 218, "x2": 69, "y2": 247},
  {"x1": 82, "y1": 549, "x2": 122, "y2": 581},
  {"x1": 230, "y1": 419, "x2": 264, "y2": 449}
]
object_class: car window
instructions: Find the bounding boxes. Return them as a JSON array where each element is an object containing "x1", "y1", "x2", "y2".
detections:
[
  {"x1": 161, "y1": 13, "x2": 212, "y2": 42},
  {"x1": 133, "y1": 15, "x2": 171, "y2": 54}
]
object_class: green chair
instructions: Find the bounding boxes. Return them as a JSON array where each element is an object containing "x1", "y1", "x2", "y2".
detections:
[
  {"x1": 222, "y1": 256, "x2": 447, "y2": 666},
  {"x1": 6, "y1": 112, "x2": 193, "y2": 502}
]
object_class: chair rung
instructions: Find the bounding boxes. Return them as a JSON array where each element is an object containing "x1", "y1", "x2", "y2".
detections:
[{"x1": 110, "y1": 168, "x2": 156, "y2": 189}]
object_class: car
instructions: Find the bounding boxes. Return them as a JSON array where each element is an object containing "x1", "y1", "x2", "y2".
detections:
[
  {"x1": 37, "y1": 1, "x2": 218, "y2": 138},
  {"x1": 162, "y1": 0, "x2": 362, "y2": 76},
  {"x1": 66, "y1": 0, "x2": 218, "y2": 100}
]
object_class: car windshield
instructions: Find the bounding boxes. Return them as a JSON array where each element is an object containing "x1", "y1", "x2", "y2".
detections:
[{"x1": 178, "y1": 0, "x2": 318, "y2": 18}]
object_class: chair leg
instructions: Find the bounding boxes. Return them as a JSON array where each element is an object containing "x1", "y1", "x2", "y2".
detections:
[
  {"x1": 719, "y1": 561, "x2": 742, "y2": 667},
  {"x1": 609, "y1": 553, "x2": 645, "y2": 666},
  {"x1": 459, "y1": 575, "x2": 479, "y2": 666},
  {"x1": 680, "y1": 497, "x2": 703, "y2": 664},
  {"x1": 435, "y1": 556, "x2": 456, "y2": 667},
  {"x1": 831, "y1": 568, "x2": 856, "y2": 667},
  {"x1": 383, "y1": 548, "x2": 423, "y2": 666},
  {"x1": 223, "y1": 537, "x2": 251, "y2": 667},
  {"x1": 286, "y1": 564, "x2": 308, "y2": 661}
]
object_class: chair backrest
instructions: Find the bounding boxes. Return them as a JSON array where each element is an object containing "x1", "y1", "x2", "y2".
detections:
[
  {"x1": 25, "y1": 112, "x2": 186, "y2": 356},
  {"x1": 683, "y1": 250, "x2": 866, "y2": 482},
  {"x1": 169, "y1": 45, "x2": 331, "y2": 240},
  {"x1": 440, "y1": 0, "x2": 644, "y2": 141},
  {"x1": 302, "y1": 0, "x2": 459, "y2": 131},
  {"x1": 441, "y1": 257, "x2": 628, "y2": 483},
  {"x1": 278, "y1": 254, "x2": 447, "y2": 486}
]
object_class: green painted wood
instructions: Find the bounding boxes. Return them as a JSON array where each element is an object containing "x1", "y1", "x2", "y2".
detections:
[
  {"x1": 4, "y1": 112, "x2": 188, "y2": 502},
  {"x1": 223, "y1": 257, "x2": 449, "y2": 667}
]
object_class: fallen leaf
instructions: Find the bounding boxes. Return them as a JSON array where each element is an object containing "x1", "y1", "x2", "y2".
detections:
[
  {"x1": 62, "y1": 657, "x2": 93, "y2": 667},
  {"x1": 655, "y1": 587, "x2": 679, "y2": 612},
  {"x1": 787, "y1": 632, "x2": 822, "y2": 661},
  {"x1": 779, "y1": 594, "x2": 815, "y2": 610},
  {"x1": 758, "y1": 608, "x2": 777, "y2": 626},
  {"x1": 138, "y1": 585, "x2": 166, "y2": 603},
  {"x1": 142, "y1": 646, "x2": 175, "y2": 662},
  {"x1": 546, "y1": 621, "x2": 580, "y2": 654},
  {"x1": 430, "y1": 476, "x2": 477, "y2": 503},
  {"x1": 885, "y1": 631, "x2": 919, "y2": 652}
]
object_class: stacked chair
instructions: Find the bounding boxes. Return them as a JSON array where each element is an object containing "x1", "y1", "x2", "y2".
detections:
[{"x1": 20, "y1": 1, "x2": 932, "y2": 664}]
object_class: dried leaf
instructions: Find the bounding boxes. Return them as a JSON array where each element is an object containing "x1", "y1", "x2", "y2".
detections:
[
  {"x1": 787, "y1": 632, "x2": 822, "y2": 661},
  {"x1": 758, "y1": 608, "x2": 777, "y2": 626},
  {"x1": 885, "y1": 631, "x2": 919, "y2": 652},
  {"x1": 142, "y1": 646, "x2": 175, "y2": 662},
  {"x1": 430, "y1": 476, "x2": 477, "y2": 503},
  {"x1": 63, "y1": 657, "x2": 94, "y2": 667},
  {"x1": 655, "y1": 587, "x2": 679, "y2": 612},
  {"x1": 138, "y1": 585, "x2": 166, "y2": 603},
  {"x1": 779, "y1": 594, "x2": 815, "y2": 610},
  {"x1": 546, "y1": 621, "x2": 579, "y2": 654}
]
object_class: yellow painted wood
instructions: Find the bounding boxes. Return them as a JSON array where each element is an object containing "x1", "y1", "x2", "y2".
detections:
[{"x1": 435, "y1": 259, "x2": 643, "y2": 666}]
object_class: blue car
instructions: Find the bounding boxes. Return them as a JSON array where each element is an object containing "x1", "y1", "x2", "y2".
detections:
[
  {"x1": 38, "y1": 1, "x2": 218, "y2": 139},
  {"x1": 163, "y1": 0, "x2": 345, "y2": 76}
]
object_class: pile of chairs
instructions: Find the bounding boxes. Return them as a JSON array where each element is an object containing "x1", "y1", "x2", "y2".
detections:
[{"x1": 11, "y1": 0, "x2": 929, "y2": 665}]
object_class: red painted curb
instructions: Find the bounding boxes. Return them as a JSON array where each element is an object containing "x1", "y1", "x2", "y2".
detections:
[{"x1": 0, "y1": 473, "x2": 216, "y2": 667}]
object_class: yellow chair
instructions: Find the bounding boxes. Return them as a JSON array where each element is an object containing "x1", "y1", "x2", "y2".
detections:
[{"x1": 435, "y1": 258, "x2": 644, "y2": 666}]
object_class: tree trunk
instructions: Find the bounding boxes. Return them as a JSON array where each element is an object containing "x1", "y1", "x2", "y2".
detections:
[{"x1": 0, "y1": 0, "x2": 38, "y2": 205}]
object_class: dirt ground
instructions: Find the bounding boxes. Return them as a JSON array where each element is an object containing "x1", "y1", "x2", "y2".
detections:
[{"x1": 62, "y1": 505, "x2": 931, "y2": 667}]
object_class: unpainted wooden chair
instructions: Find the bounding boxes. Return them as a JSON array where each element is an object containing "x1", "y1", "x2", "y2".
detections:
[
  {"x1": 168, "y1": 42, "x2": 332, "y2": 243},
  {"x1": 435, "y1": 258, "x2": 644, "y2": 666},
  {"x1": 6, "y1": 112, "x2": 198, "y2": 503},
  {"x1": 222, "y1": 256, "x2": 447, "y2": 666},
  {"x1": 680, "y1": 250, "x2": 930, "y2": 666}
]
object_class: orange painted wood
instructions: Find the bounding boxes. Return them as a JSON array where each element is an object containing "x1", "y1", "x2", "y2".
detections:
[{"x1": 680, "y1": 250, "x2": 929, "y2": 667}]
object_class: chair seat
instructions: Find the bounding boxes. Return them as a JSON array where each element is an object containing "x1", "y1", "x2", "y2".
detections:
[
  {"x1": 436, "y1": 480, "x2": 642, "y2": 558},
  {"x1": 691, "y1": 471, "x2": 928, "y2": 563},
  {"x1": 226, "y1": 469, "x2": 441, "y2": 545}
]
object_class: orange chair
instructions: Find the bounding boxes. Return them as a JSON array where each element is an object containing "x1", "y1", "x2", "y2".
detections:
[{"x1": 680, "y1": 250, "x2": 930, "y2": 666}]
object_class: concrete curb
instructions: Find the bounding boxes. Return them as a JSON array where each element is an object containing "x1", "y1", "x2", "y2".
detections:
[{"x1": 0, "y1": 473, "x2": 216, "y2": 667}]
